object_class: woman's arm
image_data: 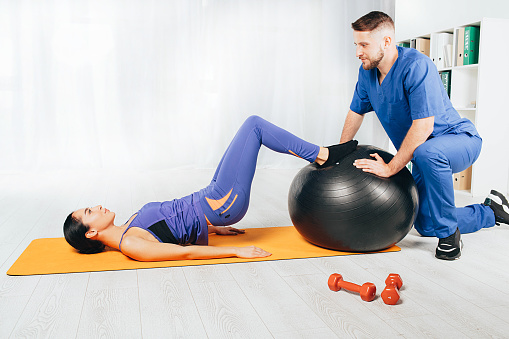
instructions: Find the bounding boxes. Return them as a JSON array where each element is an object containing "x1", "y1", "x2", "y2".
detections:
[{"x1": 120, "y1": 236, "x2": 270, "y2": 262}]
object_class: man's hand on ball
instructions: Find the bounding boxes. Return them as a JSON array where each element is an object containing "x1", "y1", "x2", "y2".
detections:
[{"x1": 353, "y1": 153, "x2": 394, "y2": 178}]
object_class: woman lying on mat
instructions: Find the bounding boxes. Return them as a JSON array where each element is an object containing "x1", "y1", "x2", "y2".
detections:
[{"x1": 64, "y1": 115, "x2": 357, "y2": 261}]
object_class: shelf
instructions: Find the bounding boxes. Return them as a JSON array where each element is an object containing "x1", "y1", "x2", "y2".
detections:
[
  {"x1": 455, "y1": 107, "x2": 476, "y2": 111},
  {"x1": 454, "y1": 189, "x2": 472, "y2": 196},
  {"x1": 439, "y1": 64, "x2": 478, "y2": 72},
  {"x1": 454, "y1": 64, "x2": 478, "y2": 70}
]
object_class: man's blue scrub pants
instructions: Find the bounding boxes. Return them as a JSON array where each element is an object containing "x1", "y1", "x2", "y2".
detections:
[{"x1": 411, "y1": 132, "x2": 496, "y2": 238}]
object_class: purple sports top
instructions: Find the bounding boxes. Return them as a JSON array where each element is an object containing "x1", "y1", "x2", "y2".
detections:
[{"x1": 118, "y1": 192, "x2": 208, "y2": 251}]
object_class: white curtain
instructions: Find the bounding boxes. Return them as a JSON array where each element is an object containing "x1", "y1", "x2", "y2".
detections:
[{"x1": 0, "y1": 0, "x2": 394, "y2": 171}]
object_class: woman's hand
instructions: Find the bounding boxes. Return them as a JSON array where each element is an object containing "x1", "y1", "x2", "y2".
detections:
[
  {"x1": 215, "y1": 226, "x2": 246, "y2": 236},
  {"x1": 235, "y1": 246, "x2": 271, "y2": 258}
]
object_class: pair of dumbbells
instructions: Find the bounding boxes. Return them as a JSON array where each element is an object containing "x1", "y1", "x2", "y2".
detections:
[{"x1": 328, "y1": 273, "x2": 403, "y2": 305}]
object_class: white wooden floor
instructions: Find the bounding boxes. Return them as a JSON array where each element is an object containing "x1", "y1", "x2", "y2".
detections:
[{"x1": 1, "y1": 168, "x2": 508, "y2": 338}]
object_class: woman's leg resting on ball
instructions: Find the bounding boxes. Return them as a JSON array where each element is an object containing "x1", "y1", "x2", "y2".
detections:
[{"x1": 199, "y1": 115, "x2": 322, "y2": 226}]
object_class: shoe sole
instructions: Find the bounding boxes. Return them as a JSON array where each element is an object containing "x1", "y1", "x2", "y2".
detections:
[
  {"x1": 491, "y1": 190, "x2": 509, "y2": 206},
  {"x1": 435, "y1": 252, "x2": 461, "y2": 260}
]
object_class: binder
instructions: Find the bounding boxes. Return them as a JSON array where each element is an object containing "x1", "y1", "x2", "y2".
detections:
[
  {"x1": 398, "y1": 42, "x2": 410, "y2": 48},
  {"x1": 456, "y1": 27, "x2": 464, "y2": 66},
  {"x1": 431, "y1": 33, "x2": 438, "y2": 66},
  {"x1": 410, "y1": 39, "x2": 416, "y2": 49},
  {"x1": 431, "y1": 33, "x2": 453, "y2": 69},
  {"x1": 464, "y1": 26, "x2": 480, "y2": 65},
  {"x1": 444, "y1": 44, "x2": 453, "y2": 67},
  {"x1": 440, "y1": 71, "x2": 451, "y2": 97},
  {"x1": 415, "y1": 38, "x2": 430, "y2": 57}
]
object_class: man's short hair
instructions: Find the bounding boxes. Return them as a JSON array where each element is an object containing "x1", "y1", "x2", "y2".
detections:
[{"x1": 351, "y1": 11, "x2": 394, "y2": 32}]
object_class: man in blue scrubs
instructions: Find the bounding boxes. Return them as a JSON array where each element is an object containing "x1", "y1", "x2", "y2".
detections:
[{"x1": 340, "y1": 11, "x2": 509, "y2": 260}]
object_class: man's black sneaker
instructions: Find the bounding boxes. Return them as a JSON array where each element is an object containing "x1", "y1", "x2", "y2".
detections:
[
  {"x1": 435, "y1": 228, "x2": 462, "y2": 260},
  {"x1": 483, "y1": 189, "x2": 509, "y2": 225}
]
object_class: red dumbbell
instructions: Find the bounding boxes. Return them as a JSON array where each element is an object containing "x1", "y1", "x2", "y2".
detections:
[
  {"x1": 381, "y1": 273, "x2": 403, "y2": 305},
  {"x1": 328, "y1": 273, "x2": 376, "y2": 302}
]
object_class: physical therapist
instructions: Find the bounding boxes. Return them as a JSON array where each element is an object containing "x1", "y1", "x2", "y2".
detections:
[{"x1": 340, "y1": 11, "x2": 509, "y2": 260}]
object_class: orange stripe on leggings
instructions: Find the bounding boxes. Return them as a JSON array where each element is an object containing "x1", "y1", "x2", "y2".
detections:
[
  {"x1": 206, "y1": 188, "x2": 233, "y2": 211},
  {"x1": 220, "y1": 194, "x2": 238, "y2": 215},
  {"x1": 288, "y1": 150, "x2": 302, "y2": 159},
  {"x1": 204, "y1": 214, "x2": 212, "y2": 226}
]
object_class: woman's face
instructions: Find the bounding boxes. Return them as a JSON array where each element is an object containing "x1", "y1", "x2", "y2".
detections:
[{"x1": 73, "y1": 205, "x2": 115, "y2": 237}]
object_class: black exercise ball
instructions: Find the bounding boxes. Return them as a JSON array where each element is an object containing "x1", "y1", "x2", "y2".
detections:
[{"x1": 288, "y1": 145, "x2": 418, "y2": 252}]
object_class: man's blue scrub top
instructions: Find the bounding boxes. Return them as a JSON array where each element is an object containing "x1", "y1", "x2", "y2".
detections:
[{"x1": 350, "y1": 46, "x2": 478, "y2": 150}]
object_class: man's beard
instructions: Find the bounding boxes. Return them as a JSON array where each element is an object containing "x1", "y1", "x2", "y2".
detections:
[{"x1": 362, "y1": 48, "x2": 384, "y2": 70}]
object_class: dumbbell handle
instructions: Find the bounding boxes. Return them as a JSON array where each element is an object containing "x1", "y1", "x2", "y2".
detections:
[
  {"x1": 337, "y1": 280, "x2": 362, "y2": 293},
  {"x1": 328, "y1": 274, "x2": 376, "y2": 302}
]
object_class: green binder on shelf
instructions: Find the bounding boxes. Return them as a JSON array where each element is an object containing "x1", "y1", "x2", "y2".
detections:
[
  {"x1": 464, "y1": 26, "x2": 480, "y2": 65},
  {"x1": 398, "y1": 42, "x2": 410, "y2": 48},
  {"x1": 440, "y1": 71, "x2": 451, "y2": 97}
]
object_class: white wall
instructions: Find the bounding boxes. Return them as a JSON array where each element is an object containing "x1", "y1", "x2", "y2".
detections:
[
  {"x1": 395, "y1": 0, "x2": 509, "y2": 41},
  {"x1": 0, "y1": 0, "x2": 395, "y2": 172}
]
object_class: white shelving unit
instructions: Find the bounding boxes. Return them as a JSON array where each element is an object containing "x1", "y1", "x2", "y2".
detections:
[{"x1": 399, "y1": 18, "x2": 509, "y2": 197}]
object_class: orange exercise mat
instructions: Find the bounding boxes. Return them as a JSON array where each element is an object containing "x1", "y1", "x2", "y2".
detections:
[{"x1": 7, "y1": 226, "x2": 400, "y2": 276}]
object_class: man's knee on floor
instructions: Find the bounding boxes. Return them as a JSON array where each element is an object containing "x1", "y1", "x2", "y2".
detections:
[{"x1": 413, "y1": 222, "x2": 436, "y2": 237}]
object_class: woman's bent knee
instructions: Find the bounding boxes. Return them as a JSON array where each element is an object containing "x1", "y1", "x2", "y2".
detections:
[{"x1": 243, "y1": 115, "x2": 264, "y2": 127}]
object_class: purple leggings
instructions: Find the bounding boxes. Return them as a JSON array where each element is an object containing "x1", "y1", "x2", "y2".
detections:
[{"x1": 198, "y1": 115, "x2": 320, "y2": 226}]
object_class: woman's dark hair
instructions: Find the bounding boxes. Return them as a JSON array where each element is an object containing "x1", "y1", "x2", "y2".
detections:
[
  {"x1": 351, "y1": 11, "x2": 394, "y2": 32},
  {"x1": 63, "y1": 212, "x2": 105, "y2": 254}
]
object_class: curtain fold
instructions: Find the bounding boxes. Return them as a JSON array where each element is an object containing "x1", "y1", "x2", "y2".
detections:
[{"x1": 0, "y1": 0, "x2": 394, "y2": 171}]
